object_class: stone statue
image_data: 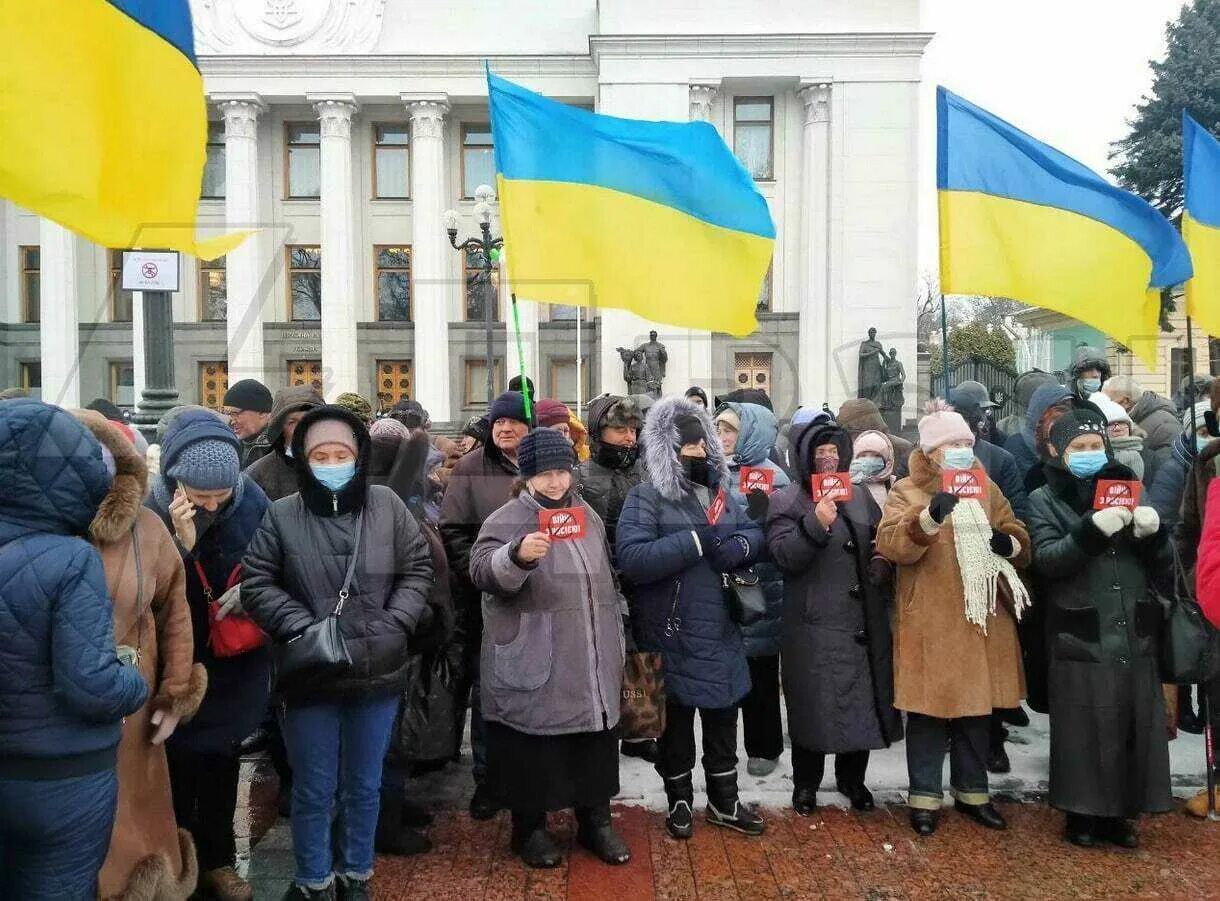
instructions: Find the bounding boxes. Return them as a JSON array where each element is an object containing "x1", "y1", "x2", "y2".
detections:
[
  {"x1": 857, "y1": 327, "x2": 886, "y2": 402},
  {"x1": 617, "y1": 347, "x2": 653, "y2": 397},
  {"x1": 637, "y1": 330, "x2": 668, "y2": 395},
  {"x1": 879, "y1": 347, "x2": 906, "y2": 433}
]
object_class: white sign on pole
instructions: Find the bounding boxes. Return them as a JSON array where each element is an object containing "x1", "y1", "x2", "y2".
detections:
[{"x1": 121, "y1": 251, "x2": 180, "y2": 292}]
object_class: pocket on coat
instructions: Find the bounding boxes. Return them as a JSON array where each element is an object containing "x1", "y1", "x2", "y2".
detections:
[
  {"x1": 492, "y1": 610, "x2": 554, "y2": 691},
  {"x1": 1053, "y1": 606, "x2": 1101, "y2": 664}
]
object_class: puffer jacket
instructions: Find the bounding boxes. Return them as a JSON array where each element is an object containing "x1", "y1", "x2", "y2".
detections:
[
  {"x1": 575, "y1": 394, "x2": 646, "y2": 573},
  {"x1": 0, "y1": 400, "x2": 148, "y2": 777},
  {"x1": 243, "y1": 385, "x2": 325, "y2": 501},
  {"x1": 617, "y1": 397, "x2": 763, "y2": 710},
  {"x1": 471, "y1": 490, "x2": 625, "y2": 735},
  {"x1": 974, "y1": 439, "x2": 1030, "y2": 524},
  {"x1": 243, "y1": 406, "x2": 434, "y2": 701},
  {"x1": 1131, "y1": 391, "x2": 1182, "y2": 483},
  {"x1": 720, "y1": 402, "x2": 790, "y2": 657},
  {"x1": 1147, "y1": 432, "x2": 1191, "y2": 527}
]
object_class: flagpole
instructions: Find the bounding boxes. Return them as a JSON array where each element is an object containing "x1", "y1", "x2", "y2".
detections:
[
  {"x1": 940, "y1": 293, "x2": 951, "y2": 398},
  {"x1": 510, "y1": 292, "x2": 534, "y2": 426},
  {"x1": 576, "y1": 305, "x2": 583, "y2": 417}
]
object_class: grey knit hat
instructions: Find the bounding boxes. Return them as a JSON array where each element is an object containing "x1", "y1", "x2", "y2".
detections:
[{"x1": 166, "y1": 438, "x2": 241, "y2": 490}]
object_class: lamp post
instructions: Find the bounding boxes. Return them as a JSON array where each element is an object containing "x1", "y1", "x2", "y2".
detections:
[{"x1": 445, "y1": 184, "x2": 503, "y2": 406}]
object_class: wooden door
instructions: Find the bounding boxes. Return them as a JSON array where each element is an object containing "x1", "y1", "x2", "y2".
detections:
[
  {"x1": 733, "y1": 352, "x2": 772, "y2": 394},
  {"x1": 287, "y1": 359, "x2": 323, "y2": 393},
  {"x1": 198, "y1": 361, "x2": 229, "y2": 410},
  {"x1": 376, "y1": 360, "x2": 413, "y2": 411}
]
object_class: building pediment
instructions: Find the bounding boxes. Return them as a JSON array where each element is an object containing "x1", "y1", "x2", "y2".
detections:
[{"x1": 193, "y1": 0, "x2": 387, "y2": 54}]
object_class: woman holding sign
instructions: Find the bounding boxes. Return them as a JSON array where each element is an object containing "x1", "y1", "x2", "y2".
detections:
[
  {"x1": 469, "y1": 428, "x2": 629, "y2": 869},
  {"x1": 876, "y1": 402, "x2": 1031, "y2": 838},
  {"x1": 1025, "y1": 408, "x2": 1172, "y2": 849}
]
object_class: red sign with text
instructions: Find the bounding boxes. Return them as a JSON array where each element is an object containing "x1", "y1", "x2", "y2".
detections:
[
  {"x1": 811, "y1": 473, "x2": 853, "y2": 503},
  {"x1": 538, "y1": 507, "x2": 587, "y2": 541},
  {"x1": 941, "y1": 468, "x2": 987, "y2": 499},
  {"x1": 1093, "y1": 479, "x2": 1142, "y2": 511},
  {"x1": 706, "y1": 488, "x2": 728, "y2": 526},
  {"x1": 739, "y1": 466, "x2": 775, "y2": 495}
]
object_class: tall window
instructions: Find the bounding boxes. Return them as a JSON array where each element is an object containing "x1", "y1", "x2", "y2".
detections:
[
  {"x1": 109, "y1": 250, "x2": 133, "y2": 322},
  {"x1": 19, "y1": 246, "x2": 39, "y2": 323},
  {"x1": 200, "y1": 256, "x2": 227, "y2": 321},
  {"x1": 286, "y1": 123, "x2": 322, "y2": 198},
  {"x1": 109, "y1": 362, "x2": 135, "y2": 407},
  {"x1": 287, "y1": 246, "x2": 322, "y2": 321},
  {"x1": 462, "y1": 124, "x2": 495, "y2": 199},
  {"x1": 548, "y1": 357, "x2": 591, "y2": 407},
  {"x1": 20, "y1": 362, "x2": 41, "y2": 400},
  {"x1": 734, "y1": 97, "x2": 774, "y2": 181},
  {"x1": 464, "y1": 248, "x2": 499, "y2": 321},
  {"x1": 373, "y1": 124, "x2": 410, "y2": 199},
  {"x1": 375, "y1": 246, "x2": 412, "y2": 321},
  {"x1": 201, "y1": 121, "x2": 226, "y2": 199},
  {"x1": 464, "y1": 358, "x2": 504, "y2": 406}
]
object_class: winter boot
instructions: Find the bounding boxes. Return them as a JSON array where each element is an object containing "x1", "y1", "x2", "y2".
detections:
[
  {"x1": 510, "y1": 812, "x2": 563, "y2": 869},
  {"x1": 1096, "y1": 817, "x2": 1139, "y2": 849},
  {"x1": 375, "y1": 790, "x2": 432, "y2": 856},
  {"x1": 664, "y1": 771, "x2": 695, "y2": 840},
  {"x1": 400, "y1": 797, "x2": 435, "y2": 828},
  {"x1": 469, "y1": 784, "x2": 502, "y2": 821},
  {"x1": 335, "y1": 875, "x2": 372, "y2": 901},
  {"x1": 1064, "y1": 813, "x2": 1096, "y2": 848},
  {"x1": 621, "y1": 739, "x2": 660, "y2": 763},
  {"x1": 705, "y1": 770, "x2": 765, "y2": 836},
  {"x1": 200, "y1": 866, "x2": 254, "y2": 901},
  {"x1": 576, "y1": 804, "x2": 631, "y2": 865},
  {"x1": 281, "y1": 884, "x2": 335, "y2": 901}
]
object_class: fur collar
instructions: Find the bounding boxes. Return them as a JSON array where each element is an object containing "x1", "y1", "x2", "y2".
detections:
[
  {"x1": 71, "y1": 409, "x2": 148, "y2": 545},
  {"x1": 640, "y1": 396, "x2": 729, "y2": 501}
]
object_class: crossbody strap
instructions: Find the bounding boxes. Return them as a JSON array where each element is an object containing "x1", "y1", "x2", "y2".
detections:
[{"x1": 335, "y1": 511, "x2": 364, "y2": 616}]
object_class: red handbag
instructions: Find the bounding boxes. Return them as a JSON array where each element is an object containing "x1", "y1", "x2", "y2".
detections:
[{"x1": 196, "y1": 561, "x2": 268, "y2": 658}]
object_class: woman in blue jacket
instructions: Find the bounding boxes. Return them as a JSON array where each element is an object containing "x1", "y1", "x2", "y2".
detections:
[
  {"x1": 617, "y1": 397, "x2": 764, "y2": 841},
  {"x1": 0, "y1": 400, "x2": 148, "y2": 900}
]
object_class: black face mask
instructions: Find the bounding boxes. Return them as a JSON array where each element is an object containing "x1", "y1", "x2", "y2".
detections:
[
  {"x1": 533, "y1": 491, "x2": 568, "y2": 509},
  {"x1": 595, "y1": 441, "x2": 639, "y2": 471},
  {"x1": 681, "y1": 456, "x2": 712, "y2": 487}
]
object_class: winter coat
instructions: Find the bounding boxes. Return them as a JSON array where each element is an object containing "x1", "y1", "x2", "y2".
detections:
[
  {"x1": 766, "y1": 422, "x2": 901, "y2": 753},
  {"x1": 837, "y1": 399, "x2": 914, "y2": 478},
  {"x1": 239, "y1": 431, "x2": 271, "y2": 469},
  {"x1": 575, "y1": 394, "x2": 647, "y2": 574},
  {"x1": 243, "y1": 386, "x2": 325, "y2": 501},
  {"x1": 973, "y1": 438, "x2": 1030, "y2": 524},
  {"x1": 1131, "y1": 391, "x2": 1181, "y2": 483},
  {"x1": 1175, "y1": 437, "x2": 1220, "y2": 576},
  {"x1": 470, "y1": 491, "x2": 625, "y2": 735},
  {"x1": 0, "y1": 400, "x2": 149, "y2": 782},
  {"x1": 1026, "y1": 463, "x2": 1173, "y2": 817},
  {"x1": 1146, "y1": 433, "x2": 1191, "y2": 528},
  {"x1": 876, "y1": 448, "x2": 1030, "y2": 719},
  {"x1": 721, "y1": 402, "x2": 791, "y2": 658},
  {"x1": 243, "y1": 406, "x2": 433, "y2": 702},
  {"x1": 72, "y1": 412, "x2": 204, "y2": 901},
  {"x1": 147, "y1": 410, "x2": 271, "y2": 755},
  {"x1": 617, "y1": 397, "x2": 763, "y2": 710}
]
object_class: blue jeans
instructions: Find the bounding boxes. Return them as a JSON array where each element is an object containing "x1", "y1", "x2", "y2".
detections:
[
  {"x1": 283, "y1": 695, "x2": 399, "y2": 888},
  {"x1": 0, "y1": 769, "x2": 117, "y2": 900}
]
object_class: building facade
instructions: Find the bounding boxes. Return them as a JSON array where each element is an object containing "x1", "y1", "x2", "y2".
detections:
[{"x1": 0, "y1": 0, "x2": 928, "y2": 425}]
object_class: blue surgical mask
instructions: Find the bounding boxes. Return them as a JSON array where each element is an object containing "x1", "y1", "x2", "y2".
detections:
[
  {"x1": 1066, "y1": 449, "x2": 1108, "y2": 479},
  {"x1": 1079, "y1": 377, "x2": 1102, "y2": 395},
  {"x1": 942, "y1": 447, "x2": 975, "y2": 470},
  {"x1": 850, "y1": 457, "x2": 885, "y2": 481},
  {"x1": 1199, "y1": 436, "x2": 1212, "y2": 453},
  {"x1": 311, "y1": 461, "x2": 356, "y2": 492}
]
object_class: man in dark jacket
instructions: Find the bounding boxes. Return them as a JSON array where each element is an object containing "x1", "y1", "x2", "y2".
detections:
[
  {"x1": 1004, "y1": 382, "x2": 1072, "y2": 489},
  {"x1": 995, "y1": 371, "x2": 1057, "y2": 446},
  {"x1": 438, "y1": 391, "x2": 529, "y2": 819},
  {"x1": 837, "y1": 398, "x2": 914, "y2": 478},
  {"x1": 1104, "y1": 379, "x2": 1181, "y2": 483},
  {"x1": 1067, "y1": 345, "x2": 1110, "y2": 401},
  {"x1": 244, "y1": 385, "x2": 325, "y2": 500},
  {"x1": 0, "y1": 400, "x2": 149, "y2": 900},
  {"x1": 223, "y1": 378, "x2": 274, "y2": 467}
]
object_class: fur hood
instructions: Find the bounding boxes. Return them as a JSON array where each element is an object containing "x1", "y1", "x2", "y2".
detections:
[
  {"x1": 640, "y1": 396, "x2": 729, "y2": 501},
  {"x1": 71, "y1": 409, "x2": 148, "y2": 545}
]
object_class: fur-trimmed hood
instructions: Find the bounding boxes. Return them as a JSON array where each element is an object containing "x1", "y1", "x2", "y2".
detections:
[
  {"x1": 71, "y1": 409, "x2": 148, "y2": 545},
  {"x1": 640, "y1": 396, "x2": 729, "y2": 501}
]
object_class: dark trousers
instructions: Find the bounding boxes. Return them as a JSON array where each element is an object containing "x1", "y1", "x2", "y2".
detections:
[
  {"x1": 740, "y1": 655, "x2": 783, "y2": 760},
  {"x1": 657, "y1": 699, "x2": 738, "y2": 779},
  {"x1": 989, "y1": 710, "x2": 1008, "y2": 753},
  {"x1": 905, "y1": 712, "x2": 990, "y2": 811},
  {"x1": 166, "y1": 744, "x2": 240, "y2": 872},
  {"x1": 791, "y1": 746, "x2": 870, "y2": 791},
  {"x1": 457, "y1": 635, "x2": 488, "y2": 786}
]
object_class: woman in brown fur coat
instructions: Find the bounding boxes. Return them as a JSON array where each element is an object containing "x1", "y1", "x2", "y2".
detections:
[{"x1": 72, "y1": 411, "x2": 208, "y2": 901}]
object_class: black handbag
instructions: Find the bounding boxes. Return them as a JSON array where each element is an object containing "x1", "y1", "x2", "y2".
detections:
[
  {"x1": 723, "y1": 568, "x2": 767, "y2": 626},
  {"x1": 1158, "y1": 544, "x2": 1220, "y2": 685},
  {"x1": 274, "y1": 513, "x2": 361, "y2": 682}
]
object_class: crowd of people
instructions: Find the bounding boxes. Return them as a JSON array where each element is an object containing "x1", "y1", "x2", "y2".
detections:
[{"x1": 3, "y1": 346, "x2": 1220, "y2": 899}]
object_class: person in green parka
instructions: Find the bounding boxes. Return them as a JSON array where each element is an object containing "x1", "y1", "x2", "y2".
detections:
[{"x1": 1025, "y1": 407, "x2": 1173, "y2": 850}]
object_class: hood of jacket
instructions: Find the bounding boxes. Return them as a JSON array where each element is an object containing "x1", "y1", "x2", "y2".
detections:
[
  {"x1": 641, "y1": 396, "x2": 729, "y2": 501},
  {"x1": 722, "y1": 402, "x2": 778, "y2": 467},
  {"x1": 290, "y1": 405, "x2": 372, "y2": 516},
  {"x1": 837, "y1": 398, "x2": 889, "y2": 435},
  {"x1": 369, "y1": 430, "x2": 430, "y2": 507},
  {"x1": 1130, "y1": 390, "x2": 1177, "y2": 424},
  {"x1": 1070, "y1": 345, "x2": 1111, "y2": 379},
  {"x1": 1013, "y1": 371, "x2": 1058, "y2": 414},
  {"x1": 1025, "y1": 382, "x2": 1072, "y2": 435},
  {"x1": 794, "y1": 422, "x2": 854, "y2": 487},
  {"x1": 0, "y1": 399, "x2": 111, "y2": 541},
  {"x1": 266, "y1": 385, "x2": 325, "y2": 453},
  {"x1": 584, "y1": 394, "x2": 640, "y2": 455},
  {"x1": 70, "y1": 409, "x2": 148, "y2": 545}
]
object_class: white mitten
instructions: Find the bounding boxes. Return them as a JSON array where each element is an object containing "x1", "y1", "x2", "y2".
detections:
[
  {"x1": 1131, "y1": 506, "x2": 1160, "y2": 539},
  {"x1": 1091, "y1": 505, "x2": 1133, "y2": 537}
]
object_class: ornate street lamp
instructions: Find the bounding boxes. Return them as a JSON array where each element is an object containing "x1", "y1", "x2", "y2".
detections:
[{"x1": 445, "y1": 184, "x2": 503, "y2": 406}]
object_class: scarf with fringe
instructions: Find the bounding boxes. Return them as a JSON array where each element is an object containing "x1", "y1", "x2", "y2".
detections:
[{"x1": 949, "y1": 498, "x2": 1030, "y2": 632}]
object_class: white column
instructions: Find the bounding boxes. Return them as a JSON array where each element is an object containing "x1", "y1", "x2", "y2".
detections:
[
  {"x1": 39, "y1": 219, "x2": 80, "y2": 407},
  {"x1": 404, "y1": 95, "x2": 451, "y2": 420},
  {"x1": 218, "y1": 95, "x2": 267, "y2": 385},
  {"x1": 797, "y1": 82, "x2": 832, "y2": 407},
  {"x1": 310, "y1": 95, "x2": 359, "y2": 400}
]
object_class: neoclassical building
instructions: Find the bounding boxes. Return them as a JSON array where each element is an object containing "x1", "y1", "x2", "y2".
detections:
[{"x1": 0, "y1": 0, "x2": 927, "y2": 425}]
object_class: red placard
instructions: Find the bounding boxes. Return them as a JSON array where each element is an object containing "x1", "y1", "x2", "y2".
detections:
[
  {"x1": 538, "y1": 507, "x2": 587, "y2": 541},
  {"x1": 1093, "y1": 479, "x2": 1142, "y2": 511},
  {"x1": 706, "y1": 488, "x2": 728, "y2": 526},
  {"x1": 739, "y1": 466, "x2": 775, "y2": 495},
  {"x1": 811, "y1": 473, "x2": 854, "y2": 503},
  {"x1": 941, "y1": 468, "x2": 987, "y2": 499}
]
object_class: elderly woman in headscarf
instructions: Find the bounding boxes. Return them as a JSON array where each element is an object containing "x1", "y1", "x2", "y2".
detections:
[{"x1": 851, "y1": 429, "x2": 897, "y2": 512}]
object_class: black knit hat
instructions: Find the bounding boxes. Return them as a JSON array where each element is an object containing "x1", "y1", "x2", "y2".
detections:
[
  {"x1": 488, "y1": 391, "x2": 529, "y2": 425},
  {"x1": 518, "y1": 428, "x2": 575, "y2": 477},
  {"x1": 674, "y1": 412, "x2": 705, "y2": 448},
  {"x1": 223, "y1": 379, "x2": 273, "y2": 414},
  {"x1": 1049, "y1": 406, "x2": 1106, "y2": 456}
]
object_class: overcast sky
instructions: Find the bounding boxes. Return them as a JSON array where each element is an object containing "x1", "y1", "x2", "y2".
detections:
[{"x1": 916, "y1": 0, "x2": 1187, "y2": 274}]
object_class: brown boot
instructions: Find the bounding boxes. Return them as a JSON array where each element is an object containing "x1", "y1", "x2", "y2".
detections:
[{"x1": 200, "y1": 866, "x2": 254, "y2": 901}]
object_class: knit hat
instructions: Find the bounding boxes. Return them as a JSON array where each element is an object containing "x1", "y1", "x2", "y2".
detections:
[
  {"x1": 684, "y1": 386, "x2": 709, "y2": 407},
  {"x1": 488, "y1": 391, "x2": 529, "y2": 425},
  {"x1": 518, "y1": 427, "x2": 576, "y2": 477},
  {"x1": 1184, "y1": 400, "x2": 1211, "y2": 434},
  {"x1": 1048, "y1": 407, "x2": 1106, "y2": 456},
  {"x1": 369, "y1": 417, "x2": 410, "y2": 442},
  {"x1": 304, "y1": 418, "x2": 359, "y2": 458},
  {"x1": 917, "y1": 401, "x2": 975, "y2": 453},
  {"x1": 86, "y1": 397, "x2": 125, "y2": 421},
  {"x1": 713, "y1": 407, "x2": 741, "y2": 433},
  {"x1": 335, "y1": 392, "x2": 373, "y2": 425},
  {"x1": 462, "y1": 415, "x2": 490, "y2": 444},
  {"x1": 390, "y1": 399, "x2": 429, "y2": 428},
  {"x1": 166, "y1": 438, "x2": 241, "y2": 490},
  {"x1": 223, "y1": 379, "x2": 273, "y2": 414},
  {"x1": 674, "y1": 412, "x2": 705, "y2": 448},
  {"x1": 535, "y1": 398, "x2": 571, "y2": 429},
  {"x1": 1089, "y1": 392, "x2": 1133, "y2": 428}
]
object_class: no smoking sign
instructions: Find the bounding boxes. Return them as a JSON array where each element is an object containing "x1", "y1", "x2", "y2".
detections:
[{"x1": 121, "y1": 251, "x2": 180, "y2": 292}]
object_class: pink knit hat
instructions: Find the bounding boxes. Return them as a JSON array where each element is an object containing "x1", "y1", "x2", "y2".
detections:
[
  {"x1": 304, "y1": 418, "x2": 359, "y2": 457},
  {"x1": 852, "y1": 429, "x2": 895, "y2": 478},
  {"x1": 917, "y1": 401, "x2": 975, "y2": 453}
]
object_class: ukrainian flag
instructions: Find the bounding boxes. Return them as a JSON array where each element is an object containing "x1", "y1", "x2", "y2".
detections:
[
  {"x1": 0, "y1": 1, "x2": 242, "y2": 259},
  {"x1": 488, "y1": 73, "x2": 774, "y2": 336},
  {"x1": 938, "y1": 87, "x2": 1192, "y2": 367},
  {"x1": 1183, "y1": 113, "x2": 1220, "y2": 338}
]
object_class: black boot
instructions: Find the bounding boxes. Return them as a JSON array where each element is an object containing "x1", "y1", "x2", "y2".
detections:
[
  {"x1": 282, "y1": 885, "x2": 335, "y2": 900},
  {"x1": 1096, "y1": 817, "x2": 1139, "y2": 849},
  {"x1": 792, "y1": 785, "x2": 817, "y2": 817},
  {"x1": 400, "y1": 797, "x2": 435, "y2": 828},
  {"x1": 511, "y1": 813, "x2": 563, "y2": 869},
  {"x1": 954, "y1": 799, "x2": 1007, "y2": 830},
  {"x1": 664, "y1": 771, "x2": 695, "y2": 840},
  {"x1": 375, "y1": 791, "x2": 432, "y2": 857},
  {"x1": 335, "y1": 875, "x2": 371, "y2": 901},
  {"x1": 1064, "y1": 813, "x2": 1096, "y2": 848},
  {"x1": 837, "y1": 781, "x2": 875, "y2": 812},
  {"x1": 621, "y1": 739, "x2": 660, "y2": 763},
  {"x1": 576, "y1": 804, "x2": 631, "y2": 865},
  {"x1": 469, "y1": 784, "x2": 501, "y2": 821},
  {"x1": 705, "y1": 771, "x2": 765, "y2": 836},
  {"x1": 986, "y1": 745, "x2": 1011, "y2": 774},
  {"x1": 909, "y1": 808, "x2": 938, "y2": 836},
  {"x1": 999, "y1": 706, "x2": 1030, "y2": 728}
]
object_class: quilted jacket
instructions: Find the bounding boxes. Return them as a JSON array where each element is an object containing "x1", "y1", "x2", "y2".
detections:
[{"x1": 0, "y1": 400, "x2": 148, "y2": 778}]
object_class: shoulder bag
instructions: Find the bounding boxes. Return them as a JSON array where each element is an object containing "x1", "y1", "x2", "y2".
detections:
[{"x1": 1158, "y1": 543, "x2": 1220, "y2": 685}]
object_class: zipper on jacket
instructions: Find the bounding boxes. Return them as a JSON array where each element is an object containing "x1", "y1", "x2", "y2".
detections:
[
  {"x1": 332, "y1": 492, "x2": 339, "y2": 514},
  {"x1": 664, "y1": 579, "x2": 683, "y2": 637}
]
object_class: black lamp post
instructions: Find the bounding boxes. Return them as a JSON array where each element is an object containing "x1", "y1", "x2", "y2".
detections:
[{"x1": 445, "y1": 184, "x2": 503, "y2": 406}]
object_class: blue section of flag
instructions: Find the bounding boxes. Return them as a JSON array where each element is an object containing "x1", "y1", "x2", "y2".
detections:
[
  {"x1": 107, "y1": 0, "x2": 196, "y2": 66},
  {"x1": 1185, "y1": 113, "x2": 1220, "y2": 228}
]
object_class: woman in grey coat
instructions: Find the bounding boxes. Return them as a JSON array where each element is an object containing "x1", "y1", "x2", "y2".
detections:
[{"x1": 470, "y1": 428, "x2": 628, "y2": 870}]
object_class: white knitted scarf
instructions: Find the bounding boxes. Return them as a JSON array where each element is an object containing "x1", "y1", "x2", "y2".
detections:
[{"x1": 949, "y1": 498, "x2": 1030, "y2": 633}]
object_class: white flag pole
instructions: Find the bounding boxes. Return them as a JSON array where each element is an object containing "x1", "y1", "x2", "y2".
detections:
[{"x1": 576, "y1": 305, "x2": 583, "y2": 416}]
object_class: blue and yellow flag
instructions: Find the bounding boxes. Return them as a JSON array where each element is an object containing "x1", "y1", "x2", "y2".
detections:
[
  {"x1": 488, "y1": 73, "x2": 774, "y2": 336},
  {"x1": 0, "y1": 1, "x2": 243, "y2": 259},
  {"x1": 938, "y1": 87, "x2": 1192, "y2": 367},
  {"x1": 1183, "y1": 113, "x2": 1220, "y2": 338}
]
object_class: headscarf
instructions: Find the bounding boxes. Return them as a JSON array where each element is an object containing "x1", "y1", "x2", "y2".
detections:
[{"x1": 851, "y1": 429, "x2": 894, "y2": 508}]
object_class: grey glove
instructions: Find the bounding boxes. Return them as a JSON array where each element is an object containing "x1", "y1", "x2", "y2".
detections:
[{"x1": 214, "y1": 583, "x2": 242, "y2": 621}]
